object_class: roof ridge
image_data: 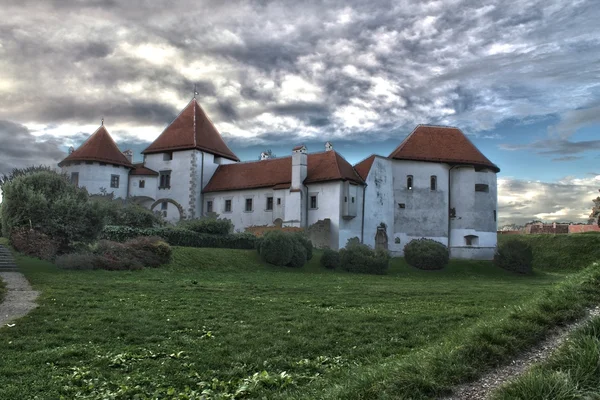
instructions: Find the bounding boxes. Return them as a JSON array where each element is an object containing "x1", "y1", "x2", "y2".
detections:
[{"x1": 141, "y1": 98, "x2": 194, "y2": 154}]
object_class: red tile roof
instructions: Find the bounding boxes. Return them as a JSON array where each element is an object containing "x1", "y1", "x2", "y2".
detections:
[
  {"x1": 142, "y1": 98, "x2": 239, "y2": 161},
  {"x1": 354, "y1": 155, "x2": 376, "y2": 180},
  {"x1": 130, "y1": 163, "x2": 159, "y2": 176},
  {"x1": 58, "y1": 125, "x2": 133, "y2": 168},
  {"x1": 203, "y1": 151, "x2": 364, "y2": 193},
  {"x1": 388, "y1": 125, "x2": 500, "y2": 172}
]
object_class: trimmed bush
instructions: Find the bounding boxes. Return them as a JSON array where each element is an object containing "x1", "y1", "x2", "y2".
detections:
[
  {"x1": 259, "y1": 231, "x2": 295, "y2": 266},
  {"x1": 287, "y1": 239, "x2": 308, "y2": 268},
  {"x1": 320, "y1": 248, "x2": 341, "y2": 270},
  {"x1": 100, "y1": 226, "x2": 257, "y2": 250},
  {"x1": 100, "y1": 201, "x2": 164, "y2": 228},
  {"x1": 494, "y1": 240, "x2": 533, "y2": 274},
  {"x1": 339, "y1": 241, "x2": 390, "y2": 275},
  {"x1": 178, "y1": 217, "x2": 233, "y2": 235},
  {"x1": 55, "y1": 253, "x2": 97, "y2": 270},
  {"x1": 9, "y1": 228, "x2": 60, "y2": 261},
  {"x1": 293, "y1": 232, "x2": 313, "y2": 260},
  {"x1": 403, "y1": 238, "x2": 449, "y2": 270},
  {"x1": 124, "y1": 236, "x2": 172, "y2": 267}
]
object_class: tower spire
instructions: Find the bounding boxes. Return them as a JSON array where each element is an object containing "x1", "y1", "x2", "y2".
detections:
[
  {"x1": 193, "y1": 83, "x2": 198, "y2": 99},
  {"x1": 101, "y1": 117, "x2": 104, "y2": 126}
]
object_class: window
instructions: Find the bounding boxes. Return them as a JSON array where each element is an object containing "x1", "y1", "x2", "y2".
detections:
[
  {"x1": 110, "y1": 174, "x2": 119, "y2": 188},
  {"x1": 344, "y1": 196, "x2": 348, "y2": 202},
  {"x1": 430, "y1": 175, "x2": 437, "y2": 190},
  {"x1": 475, "y1": 184, "x2": 489, "y2": 192},
  {"x1": 207, "y1": 200, "x2": 213, "y2": 213},
  {"x1": 398, "y1": 203, "x2": 406, "y2": 209},
  {"x1": 159, "y1": 171, "x2": 171, "y2": 189},
  {"x1": 266, "y1": 197, "x2": 273, "y2": 211},
  {"x1": 465, "y1": 235, "x2": 479, "y2": 246},
  {"x1": 493, "y1": 210, "x2": 497, "y2": 222},
  {"x1": 245, "y1": 198, "x2": 253, "y2": 212},
  {"x1": 224, "y1": 199, "x2": 232, "y2": 213},
  {"x1": 161, "y1": 201, "x2": 168, "y2": 210},
  {"x1": 113, "y1": 164, "x2": 119, "y2": 168},
  {"x1": 70, "y1": 172, "x2": 79, "y2": 186},
  {"x1": 163, "y1": 152, "x2": 173, "y2": 161},
  {"x1": 277, "y1": 198, "x2": 281, "y2": 205},
  {"x1": 139, "y1": 180, "x2": 145, "y2": 188},
  {"x1": 85, "y1": 161, "x2": 94, "y2": 165},
  {"x1": 310, "y1": 195, "x2": 317, "y2": 209},
  {"x1": 407, "y1": 175, "x2": 413, "y2": 190},
  {"x1": 74, "y1": 161, "x2": 81, "y2": 165},
  {"x1": 99, "y1": 162, "x2": 106, "y2": 166},
  {"x1": 351, "y1": 196, "x2": 355, "y2": 203}
]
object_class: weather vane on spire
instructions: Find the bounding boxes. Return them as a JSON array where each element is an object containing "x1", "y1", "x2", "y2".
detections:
[
  {"x1": 194, "y1": 83, "x2": 198, "y2": 99},
  {"x1": 101, "y1": 117, "x2": 104, "y2": 126}
]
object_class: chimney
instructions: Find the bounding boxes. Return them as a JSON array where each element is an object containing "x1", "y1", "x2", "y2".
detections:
[
  {"x1": 260, "y1": 151, "x2": 269, "y2": 160},
  {"x1": 68, "y1": 146, "x2": 75, "y2": 154},
  {"x1": 325, "y1": 141, "x2": 333, "y2": 151},
  {"x1": 291, "y1": 145, "x2": 307, "y2": 190},
  {"x1": 122, "y1": 149, "x2": 133, "y2": 163}
]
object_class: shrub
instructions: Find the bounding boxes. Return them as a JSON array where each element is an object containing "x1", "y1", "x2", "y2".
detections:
[
  {"x1": 287, "y1": 239, "x2": 307, "y2": 268},
  {"x1": 259, "y1": 231, "x2": 295, "y2": 266},
  {"x1": 339, "y1": 242, "x2": 390, "y2": 275},
  {"x1": 494, "y1": 240, "x2": 534, "y2": 274},
  {"x1": 293, "y1": 233, "x2": 313, "y2": 260},
  {"x1": 321, "y1": 248, "x2": 341, "y2": 270},
  {"x1": 255, "y1": 236, "x2": 264, "y2": 254},
  {"x1": 55, "y1": 253, "x2": 97, "y2": 270},
  {"x1": 99, "y1": 201, "x2": 164, "y2": 228},
  {"x1": 403, "y1": 238, "x2": 449, "y2": 270},
  {"x1": 178, "y1": 217, "x2": 233, "y2": 235},
  {"x1": 124, "y1": 236, "x2": 172, "y2": 267},
  {"x1": 9, "y1": 228, "x2": 60, "y2": 260},
  {"x1": 1, "y1": 170, "x2": 105, "y2": 249},
  {"x1": 99, "y1": 226, "x2": 257, "y2": 250}
]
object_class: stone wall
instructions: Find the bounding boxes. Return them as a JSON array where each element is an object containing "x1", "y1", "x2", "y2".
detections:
[{"x1": 568, "y1": 225, "x2": 600, "y2": 234}]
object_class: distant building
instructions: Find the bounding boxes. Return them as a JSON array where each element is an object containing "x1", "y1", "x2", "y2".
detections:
[{"x1": 59, "y1": 98, "x2": 500, "y2": 259}]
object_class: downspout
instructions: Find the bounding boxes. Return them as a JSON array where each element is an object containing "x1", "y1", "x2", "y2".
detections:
[
  {"x1": 304, "y1": 183, "x2": 309, "y2": 228},
  {"x1": 448, "y1": 165, "x2": 456, "y2": 249},
  {"x1": 200, "y1": 152, "x2": 205, "y2": 217},
  {"x1": 360, "y1": 183, "x2": 367, "y2": 243}
]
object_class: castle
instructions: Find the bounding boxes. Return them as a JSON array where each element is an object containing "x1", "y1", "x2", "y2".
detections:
[{"x1": 59, "y1": 97, "x2": 500, "y2": 259}]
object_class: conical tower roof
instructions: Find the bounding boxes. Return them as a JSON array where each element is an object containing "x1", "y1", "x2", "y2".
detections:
[
  {"x1": 58, "y1": 125, "x2": 132, "y2": 168},
  {"x1": 142, "y1": 98, "x2": 239, "y2": 161}
]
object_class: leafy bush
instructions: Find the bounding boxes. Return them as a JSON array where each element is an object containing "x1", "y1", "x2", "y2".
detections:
[
  {"x1": 339, "y1": 241, "x2": 390, "y2": 275},
  {"x1": 124, "y1": 236, "x2": 172, "y2": 267},
  {"x1": 9, "y1": 228, "x2": 60, "y2": 260},
  {"x1": 255, "y1": 236, "x2": 264, "y2": 254},
  {"x1": 55, "y1": 253, "x2": 97, "y2": 270},
  {"x1": 494, "y1": 240, "x2": 534, "y2": 274},
  {"x1": 1, "y1": 170, "x2": 104, "y2": 250},
  {"x1": 259, "y1": 231, "x2": 295, "y2": 266},
  {"x1": 100, "y1": 201, "x2": 164, "y2": 228},
  {"x1": 403, "y1": 238, "x2": 449, "y2": 270},
  {"x1": 100, "y1": 226, "x2": 257, "y2": 250},
  {"x1": 293, "y1": 233, "x2": 313, "y2": 260},
  {"x1": 320, "y1": 248, "x2": 341, "y2": 270},
  {"x1": 287, "y1": 239, "x2": 307, "y2": 268},
  {"x1": 178, "y1": 217, "x2": 233, "y2": 235}
]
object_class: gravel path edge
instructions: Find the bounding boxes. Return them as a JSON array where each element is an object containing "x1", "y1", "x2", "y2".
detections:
[{"x1": 0, "y1": 272, "x2": 40, "y2": 328}]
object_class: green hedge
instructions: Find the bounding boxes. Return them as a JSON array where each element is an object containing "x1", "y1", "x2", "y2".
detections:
[{"x1": 100, "y1": 225, "x2": 257, "y2": 250}]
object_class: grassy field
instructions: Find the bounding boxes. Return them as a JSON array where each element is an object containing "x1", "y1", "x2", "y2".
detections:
[
  {"x1": 0, "y1": 246, "x2": 570, "y2": 399},
  {"x1": 492, "y1": 315, "x2": 600, "y2": 399}
]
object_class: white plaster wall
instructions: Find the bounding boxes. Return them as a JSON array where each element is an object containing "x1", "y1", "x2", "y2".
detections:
[
  {"x1": 338, "y1": 183, "x2": 365, "y2": 250},
  {"x1": 128, "y1": 176, "x2": 158, "y2": 199},
  {"x1": 62, "y1": 162, "x2": 129, "y2": 198},
  {"x1": 362, "y1": 157, "x2": 395, "y2": 250},
  {"x1": 306, "y1": 181, "x2": 342, "y2": 249}
]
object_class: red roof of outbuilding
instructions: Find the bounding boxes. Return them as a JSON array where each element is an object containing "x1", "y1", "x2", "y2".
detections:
[
  {"x1": 58, "y1": 125, "x2": 133, "y2": 168},
  {"x1": 142, "y1": 98, "x2": 239, "y2": 161},
  {"x1": 388, "y1": 125, "x2": 500, "y2": 172},
  {"x1": 203, "y1": 151, "x2": 364, "y2": 193},
  {"x1": 130, "y1": 163, "x2": 159, "y2": 176},
  {"x1": 354, "y1": 154, "x2": 376, "y2": 180}
]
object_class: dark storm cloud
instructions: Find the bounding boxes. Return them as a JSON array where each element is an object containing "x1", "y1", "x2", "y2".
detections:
[
  {"x1": 501, "y1": 138, "x2": 600, "y2": 156},
  {"x1": 0, "y1": 120, "x2": 65, "y2": 176}
]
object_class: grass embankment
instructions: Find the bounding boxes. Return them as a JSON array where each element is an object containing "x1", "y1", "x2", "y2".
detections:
[
  {"x1": 0, "y1": 247, "x2": 562, "y2": 399},
  {"x1": 492, "y1": 314, "x2": 600, "y2": 399},
  {"x1": 499, "y1": 233, "x2": 600, "y2": 272}
]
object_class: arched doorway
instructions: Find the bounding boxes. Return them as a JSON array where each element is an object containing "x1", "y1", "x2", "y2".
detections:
[
  {"x1": 375, "y1": 224, "x2": 388, "y2": 250},
  {"x1": 150, "y1": 198, "x2": 185, "y2": 222}
]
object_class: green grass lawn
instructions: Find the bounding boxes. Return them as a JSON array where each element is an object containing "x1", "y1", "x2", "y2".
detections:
[{"x1": 0, "y1": 247, "x2": 567, "y2": 399}]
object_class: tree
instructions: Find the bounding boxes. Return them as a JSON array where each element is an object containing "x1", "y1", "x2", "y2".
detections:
[
  {"x1": 589, "y1": 190, "x2": 600, "y2": 226},
  {"x1": 1, "y1": 170, "x2": 105, "y2": 250},
  {"x1": 0, "y1": 165, "x2": 57, "y2": 191}
]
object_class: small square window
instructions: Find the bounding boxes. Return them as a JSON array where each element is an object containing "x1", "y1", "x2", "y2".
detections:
[
  {"x1": 475, "y1": 184, "x2": 489, "y2": 192},
  {"x1": 70, "y1": 172, "x2": 79, "y2": 186},
  {"x1": 99, "y1": 162, "x2": 106, "y2": 166},
  {"x1": 310, "y1": 195, "x2": 317, "y2": 209},
  {"x1": 207, "y1": 200, "x2": 213, "y2": 213},
  {"x1": 225, "y1": 199, "x2": 232, "y2": 213},
  {"x1": 344, "y1": 196, "x2": 348, "y2": 202},
  {"x1": 266, "y1": 197, "x2": 273, "y2": 211},
  {"x1": 398, "y1": 203, "x2": 406, "y2": 209},
  {"x1": 85, "y1": 161, "x2": 94, "y2": 165},
  {"x1": 245, "y1": 198, "x2": 253, "y2": 212},
  {"x1": 163, "y1": 152, "x2": 173, "y2": 161},
  {"x1": 277, "y1": 198, "x2": 281, "y2": 205},
  {"x1": 139, "y1": 179, "x2": 145, "y2": 188},
  {"x1": 110, "y1": 174, "x2": 119, "y2": 188},
  {"x1": 351, "y1": 196, "x2": 355, "y2": 203}
]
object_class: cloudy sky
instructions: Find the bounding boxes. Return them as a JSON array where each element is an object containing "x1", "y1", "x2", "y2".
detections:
[{"x1": 1, "y1": 0, "x2": 599, "y2": 225}]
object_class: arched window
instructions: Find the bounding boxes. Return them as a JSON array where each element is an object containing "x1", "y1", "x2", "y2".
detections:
[
  {"x1": 407, "y1": 175, "x2": 413, "y2": 190},
  {"x1": 430, "y1": 175, "x2": 437, "y2": 191},
  {"x1": 464, "y1": 235, "x2": 479, "y2": 246}
]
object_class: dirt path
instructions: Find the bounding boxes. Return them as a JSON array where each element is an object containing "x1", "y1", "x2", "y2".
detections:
[
  {"x1": 442, "y1": 306, "x2": 600, "y2": 400},
  {"x1": 0, "y1": 272, "x2": 40, "y2": 327}
]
